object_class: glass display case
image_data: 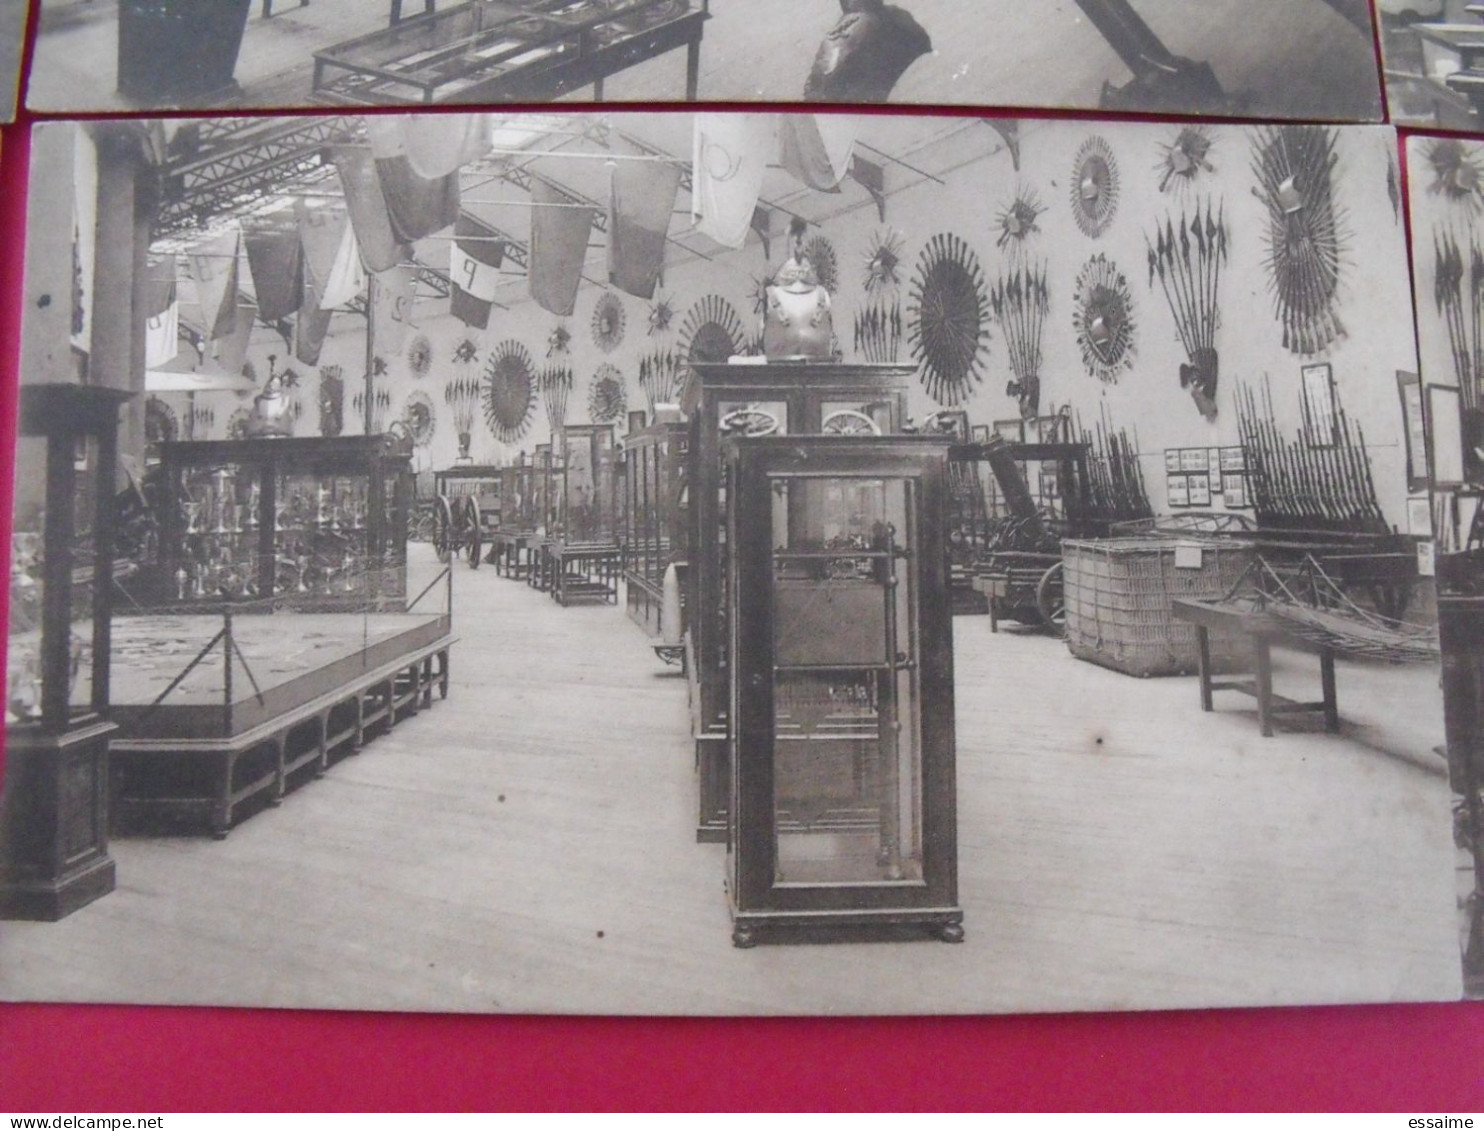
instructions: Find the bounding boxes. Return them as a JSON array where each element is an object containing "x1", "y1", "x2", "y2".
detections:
[
  {"x1": 310, "y1": 0, "x2": 710, "y2": 105},
  {"x1": 149, "y1": 436, "x2": 412, "y2": 613},
  {"x1": 2, "y1": 384, "x2": 134, "y2": 920},
  {"x1": 685, "y1": 360, "x2": 917, "y2": 841},
  {"x1": 624, "y1": 416, "x2": 689, "y2": 637},
  {"x1": 556, "y1": 424, "x2": 619, "y2": 544},
  {"x1": 725, "y1": 435, "x2": 961, "y2": 946}
]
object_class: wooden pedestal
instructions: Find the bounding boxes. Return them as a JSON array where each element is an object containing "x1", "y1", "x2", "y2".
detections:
[{"x1": 0, "y1": 719, "x2": 119, "y2": 920}]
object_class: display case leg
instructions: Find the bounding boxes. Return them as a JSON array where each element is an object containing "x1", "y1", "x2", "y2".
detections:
[
  {"x1": 732, "y1": 925, "x2": 758, "y2": 949},
  {"x1": 935, "y1": 921, "x2": 966, "y2": 944}
]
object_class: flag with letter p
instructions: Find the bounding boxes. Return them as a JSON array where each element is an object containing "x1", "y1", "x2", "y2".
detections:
[{"x1": 450, "y1": 212, "x2": 505, "y2": 330}]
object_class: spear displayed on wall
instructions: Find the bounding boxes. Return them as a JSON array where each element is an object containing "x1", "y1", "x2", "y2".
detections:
[
  {"x1": 539, "y1": 364, "x2": 572, "y2": 437},
  {"x1": 989, "y1": 264, "x2": 1049, "y2": 420},
  {"x1": 1147, "y1": 200, "x2": 1226, "y2": 420}
]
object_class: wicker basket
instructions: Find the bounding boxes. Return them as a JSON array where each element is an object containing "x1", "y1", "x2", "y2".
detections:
[{"x1": 1062, "y1": 537, "x2": 1255, "y2": 677}]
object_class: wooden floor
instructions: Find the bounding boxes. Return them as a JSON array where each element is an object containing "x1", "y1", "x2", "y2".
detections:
[{"x1": 0, "y1": 544, "x2": 1463, "y2": 1015}]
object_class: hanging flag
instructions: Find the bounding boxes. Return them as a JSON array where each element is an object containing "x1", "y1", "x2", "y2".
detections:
[
  {"x1": 399, "y1": 113, "x2": 491, "y2": 179},
  {"x1": 321, "y1": 220, "x2": 367, "y2": 311},
  {"x1": 450, "y1": 211, "x2": 505, "y2": 330},
  {"x1": 608, "y1": 157, "x2": 681, "y2": 300},
  {"x1": 529, "y1": 179, "x2": 595, "y2": 317},
  {"x1": 777, "y1": 114, "x2": 857, "y2": 192},
  {"x1": 692, "y1": 113, "x2": 774, "y2": 249},
  {"x1": 212, "y1": 301, "x2": 257, "y2": 377},
  {"x1": 294, "y1": 200, "x2": 345, "y2": 365},
  {"x1": 190, "y1": 229, "x2": 240, "y2": 342},
  {"x1": 331, "y1": 143, "x2": 407, "y2": 273},
  {"x1": 371, "y1": 264, "x2": 415, "y2": 355},
  {"x1": 143, "y1": 257, "x2": 180, "y2": 369},
  {"x1": 367, "y1": 117, "x2": 461, "y2": 245},
  {"x1": 243, "y1": 216, "x2": 304, "y2": 323}
]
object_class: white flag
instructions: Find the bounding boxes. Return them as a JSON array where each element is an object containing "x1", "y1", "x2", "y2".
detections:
[
  {"x1": 692, "y1": 113, "x2": 774, "y2": 249},
  {"x1": 321, "y1": 218, "x2": 367, "y2": 310}
]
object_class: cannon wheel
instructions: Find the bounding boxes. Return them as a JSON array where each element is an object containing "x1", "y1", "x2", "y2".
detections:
[
  {"x1": 432, "y1": 495, "x2": 456, "y2": 564},
  {"x1": 464, "y1": 497, "x2": 483, "y2": 570},
  {"x1": 1035, "y1": 560, "x2": 1066, "y2": 634}
]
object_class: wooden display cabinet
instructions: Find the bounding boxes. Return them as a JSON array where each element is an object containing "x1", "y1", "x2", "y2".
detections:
[
  {"x1": 556, "y1": 424, "x2": 619, "y2": 544},
  {"x1": 624, "y1": 416, "x2": 689, "y2": 638},
  {"x1": 685, "y1": 361, "x2": 916, "y2": 842},
  {"x1": 491, "y1": 456, "x2": 539, "y2": 578},
  {"x1": 150, "y1": 436, "x2": 413, "y2": 613},
  {"x1": 725, "y1": 435, "x2": 961, "y2": 946},
  {"x1": 2, "y1": 384, "x2": 134, "y2": 920}
]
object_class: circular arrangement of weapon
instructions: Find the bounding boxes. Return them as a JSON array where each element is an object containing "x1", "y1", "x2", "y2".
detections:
[
  {"x1": 588, "y1": 363, "x2": 628, "y2": 423},
  {"x1": 648, "y1": 292, "x2": 675, "y2": 337},
  {"x1": 1425, "y1": 138, "x2": 1484, "y2": 213},
  {"x1": 1073, "y1": 253, "x2": 1137, "y2": 384},
  {"x1": 907, "y1": 233, "x2": 991, "y2": 406},
  {"x1": 592, "y1": 292, "x2": 627, "y2": 353},
  {"x1": 1250, "y1": 124, "x2": 1347, "y2": 356},
  {"x1": 1147, "y1": 202, "x2": 1228, "y2": 420},
  {"x1": 452, "y1": 337, "x2": 481, "y2": 367},
  {"x1": 1071, "y1": 135, "x2": 1121, "y2": 238},
  {"x1": 482, "y1": 340, "x2": 537, "y2": 445},
  {"x1": 539, "y1": 364, "x2": 573, "y2": 435},
  {"x1": 679, "y1": 295, "x2": 746, "y2": 365},
  {"x1": 989, "y1": 265, "x2": 1049, "y2": 420},
  {"x1": 1157, "y1": 125, "x2": 1216, "y2": 196},
  {"x1": 400, "y1": 389, "x2": 436, "y2": 448},
  {"x1": 821, "y1": 409, "x2": 882, "y2": 436},
  {"x1": 719, "y1": 407, "x2": 781, "y2": 437},
  {"x1": 749, "y1": 270, "x2": 777, "y2": 318},
  {"x1": 803, "y1": 234, "x2": 840, "y2": 295},
  {"x1": 994, "y1": 186, "x2": 1045, "y2": 260},
  {"x1": 145, "y1": 396, "x2": 178, "y2": 445},
  {"x1": 406, "y1": 333, "x2": 434, "y2": 378}
]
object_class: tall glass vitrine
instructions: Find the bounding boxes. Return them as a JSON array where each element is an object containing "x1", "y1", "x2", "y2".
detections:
[
  {"x1": 685, "y1": 361, "x2": 916, "y2": 841},
  {"x1": 725, "y1": 436, "x2": 961, "y2": 946},
  {"x1": 2, "y1": 385, "x2": 134, "y2": 920}
]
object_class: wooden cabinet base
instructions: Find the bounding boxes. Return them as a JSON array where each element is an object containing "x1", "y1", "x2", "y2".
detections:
[{"x1": 0, "y1": 720, "x2": 118, "y2": 921}]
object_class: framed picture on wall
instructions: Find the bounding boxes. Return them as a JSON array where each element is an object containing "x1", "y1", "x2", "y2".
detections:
[
  {"x1": 994, "y1": 419, "x2": 1024, "y2": 444},
  {"x1": 1168, "y1": 475, "x2": 1191, "y2": 508},
  {"x1": 1188, "y1": 474, "x2": 1212, "y2": 508},
  {"x1": 1223, "y1": 474, "x2": 1249, "y2": 509},
  {"x1": 1220, "y1": 446, "x2": 1246, "y2": 473},
  {"x1": 1301, "y1": 363, "x2": 1339, "y2": 448},
  {"x1": 1397, "y1": 371, "x2": 1429, "y2": 493},
  {"x1": 627, "y1": 410, "x2": 648, "y2": 434},
  {"x1": 1164, "y1": 449, "x2": 1181, "y2": 474},
  {"x1": 1407, "y1": 495, "x2": 1434, "y2": 537},
  {"x1": 1427, "y1": 383, "x2": 1466, "y2": 487},
  {"x1": 971, "y1": 424, "x2": 991, "y2": 443},
  {"x1": 1179, "y1": 448, "x2": 1207, "y2": 473}
]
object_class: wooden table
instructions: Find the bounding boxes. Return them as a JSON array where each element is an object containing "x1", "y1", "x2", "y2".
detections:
[
  {"x1": 546, "y1": 541, "x2": 622, "y2": 607},
  {"x1": 490, "y1": 530, "x2": 535, "y2": 580},
  {"x1": 1171, "y1": 598, "x2": 1339, "y2": 738}
]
